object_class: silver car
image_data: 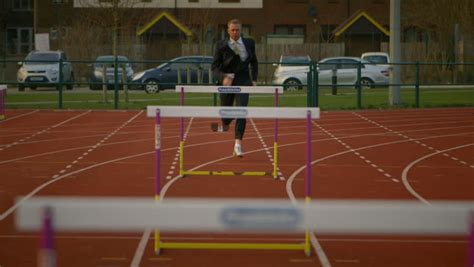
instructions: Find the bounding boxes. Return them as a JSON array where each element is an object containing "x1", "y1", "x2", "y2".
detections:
[
  {"x1": 272, "y1": 55, "x2": 311, "y2": 91},
  {"x1": 273, "y1": 56, "x2": 389, "y2": 90},
  {"x1": 17, "y1": 50, "x2": 74, "y2": 91}
]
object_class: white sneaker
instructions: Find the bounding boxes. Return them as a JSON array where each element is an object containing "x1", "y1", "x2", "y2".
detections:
[{"x1": 233, "y1": 144, "x2": 243, "y2": 157}]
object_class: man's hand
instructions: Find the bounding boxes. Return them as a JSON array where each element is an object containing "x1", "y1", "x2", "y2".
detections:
[{"x1": 223, "y1": 76, "x2": 234, "y2": 86}]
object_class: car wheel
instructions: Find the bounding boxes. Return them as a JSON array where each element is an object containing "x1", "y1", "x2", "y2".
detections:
[
  {"x1": 283, "y1": 78, "x2": 302, "y2": 91},
  {"x1": 31, "y1": 86, "x2": 37, "y2": 90},
  {"x1": 144, "y1": 79, "x2": 160, "y2": 94},
  {"x1": 18, "y1": 84, "x2": 24, "y2": 91},
  {"x1": 359, "y1": 78, "x2": 374, "y2": 89}
]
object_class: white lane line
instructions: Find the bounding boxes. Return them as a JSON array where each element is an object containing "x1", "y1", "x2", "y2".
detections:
[
  {"x1": 401, "y1": 143, "x2": 474, "y2": 204},
  {"x1": 315, "y1": 121, "x2": 394, "y2": 182},
  {"x1": 130, "y1": 228, "x2": 152, "y2": 267},
  {"x1": 354, "y1": 112, "x2": 474, "y2": 170},
  {"x1": 48, "y1": 111, "x2": 143, "y2": 179},
  {"x1": 166, "y1": 118, "x2": 193, "y2": 179},
  {"x1": 1, "y1": 110, "x2": 91, "y2": 151},
  {"x1": 250, "y1": 118, "x2": 285, "y2": 180},
  {"x1": 0, "y1": 109, "x2": 39, "y2": 123}
]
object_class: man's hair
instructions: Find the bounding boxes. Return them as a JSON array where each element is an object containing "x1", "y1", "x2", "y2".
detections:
[{"x1": 227, "y1": 19, "x2": 242, "y2": 27}]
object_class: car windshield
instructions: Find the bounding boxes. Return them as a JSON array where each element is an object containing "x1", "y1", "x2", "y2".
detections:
[
  {"x1": 94, "y1": 56, "x2": 130, "y2": 68},
  {"x1": 281, "y1": 56, "x2": 310, "y2": 66},
  {"x1": 25, "y1": 52, "x2": 60, "y2": 65},
  {"x1": 363, "y1": 55, "x2": 388, "y2": 64}
]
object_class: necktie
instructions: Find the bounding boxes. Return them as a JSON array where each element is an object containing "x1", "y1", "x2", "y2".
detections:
[{"x1": 231, "y1": 42, "x2": 240, "y2": 55}]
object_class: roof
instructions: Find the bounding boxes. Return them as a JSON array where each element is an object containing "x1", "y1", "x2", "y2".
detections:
[
  {"x1": 333, "y1": 10, "x2": 389, "y2": 37},
  {"x1": 136, "y1": 11, "x2": 192, "y2": 37}
]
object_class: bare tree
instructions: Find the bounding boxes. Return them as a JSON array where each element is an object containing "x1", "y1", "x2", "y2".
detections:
[
  {"x1": 402, "y1": 0, "x2": 474, "y2": 62},
  {"x1": 181, "y1": 7, "x2": 217, "y2": 56}
]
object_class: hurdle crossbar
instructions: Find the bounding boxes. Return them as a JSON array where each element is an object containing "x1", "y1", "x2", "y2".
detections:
[
  {"x1": 17, "y1": 197, "x2": 474, "y2": 235},
  {"x1": 17, "y1": 197, "x2": 474, "y2": 262},
  {"x1": 175, "y1": 85, "x2": 284, "y2": 94},
  {"x1": 146, "y1": 106, "x2": 320, "y2": 119}
]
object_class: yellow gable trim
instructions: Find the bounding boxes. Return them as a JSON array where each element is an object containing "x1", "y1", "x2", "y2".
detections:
[
  {"x1": 334, "y1": 11, "x2": 389, "y2": 37},
  {"x1": 136, "y1": 11, "x2": 193, "y2": 37}
]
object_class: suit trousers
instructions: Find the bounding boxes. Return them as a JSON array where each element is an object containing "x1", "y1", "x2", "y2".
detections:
[{"x1": 220, "y1": 93, "x2": 249, "y2": 140}]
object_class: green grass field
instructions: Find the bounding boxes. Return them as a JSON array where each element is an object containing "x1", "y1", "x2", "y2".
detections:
[{"x1": 4, "y1": 87, "x2": 474, "y2": 110}]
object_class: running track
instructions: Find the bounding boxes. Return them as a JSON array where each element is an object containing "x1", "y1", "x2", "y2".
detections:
[{"x1": 0, "y1": 108, "x2": 473, "y2": 267}]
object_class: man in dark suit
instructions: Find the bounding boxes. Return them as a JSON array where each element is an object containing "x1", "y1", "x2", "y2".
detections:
[{"x1": 211, "y1": 19, "x2": 258, "y2": 157}]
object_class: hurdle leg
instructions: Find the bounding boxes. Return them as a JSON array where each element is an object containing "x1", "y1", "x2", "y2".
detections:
[
  {"x1": 179, "y1": 87, "x2": 185, "y2": 177},
  {"x1": 154, "y1": 109, "x2": 162, "y2": 255},
  {"x1": 0, "y1": 86, "x2": 5, "y2": 120},
  {"x1": 38, "y1": 206, "x2": 56, "y2": 267},
  {"x1": 304, "y1": 110, "x2": 312, "y2": 256},
  {"x1": 273, "y1": 88, "x2": 279, "y2": 179}
]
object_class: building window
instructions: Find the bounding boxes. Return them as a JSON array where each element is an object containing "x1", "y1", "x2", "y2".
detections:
[
  {"x1": 274, "y1": 25, "x2": 305, "y2": 36},
  {"x1": 188, "y1": 0, "x2": 199, "y2": 2},
  {"x1": 6, "y1": 28, "x2": 33, "y2": 55},
  {"x1": 219, "y1": 0, "x2": 240, "y2": 2},
  {"x1": 328, "y1": 0, "x2": 339, "y2": 3},
  {"x1": 12, "y1": 0, "x2": 33, "y2": 10}
]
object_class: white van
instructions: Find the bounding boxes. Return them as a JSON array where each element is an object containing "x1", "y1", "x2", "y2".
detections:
[{"x1": 361, "y1": 52, "x2": 391, "y2": 70}]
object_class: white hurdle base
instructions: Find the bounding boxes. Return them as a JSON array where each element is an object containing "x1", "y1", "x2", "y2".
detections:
[{"x1": 16, "y1": 197, "x2": 474, "y2": 235}]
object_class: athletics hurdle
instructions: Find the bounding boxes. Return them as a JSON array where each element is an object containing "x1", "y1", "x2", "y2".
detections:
[
  {"x1": 148, "y1": 105, "x2": 319, "y2": 256},
  {"x1": 175, "y1": 86, "x2": 284, "y2": 179},
  {"x1": 0, "y1": 85, "x2": 6, "y2": 120}
]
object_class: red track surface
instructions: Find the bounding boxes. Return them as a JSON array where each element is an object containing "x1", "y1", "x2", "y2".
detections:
[{"x1": 0, "y1": 108, "x2": 473, "y2": 267}]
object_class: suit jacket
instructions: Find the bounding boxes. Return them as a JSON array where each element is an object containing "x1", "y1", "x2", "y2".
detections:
[{"x1": 211, "y1": 37, "x2": 258, "y2": 86}]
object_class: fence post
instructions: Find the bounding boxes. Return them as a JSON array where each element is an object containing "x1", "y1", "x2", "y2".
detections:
[
  {"x1": 122, "y1": 64, "x2": 129, "y2": 103},
  {"x1": 415, "y1": 61, "x2": 420, "y2": 108},
  {"x1": 313, "y1": 61, "x2": 319, "y2": 107},
  {"x1": 102, "y1": 64, "x2": 108, "y2": 103},
  {"x1": 114, "y1": 56, "x2": 119, "y2": 109},
  {"x1": 331, "y1": 67, "x2": 337, "y2": 95},
  {"x1": 58, "y1": 57, "x2": 63, "y2": 109},
  {"x1": 307, "y1": 61, "x2": 314, "y2": 107},
  {"x1": 356, "y1": 62, "x2": 362, "y2": 109}
]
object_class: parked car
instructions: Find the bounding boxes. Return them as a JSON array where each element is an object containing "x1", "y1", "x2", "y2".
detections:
[
  {"x1": 272, "y1": 55, "x2": 311, "y2": 90},
  {"x1": 89, "y1": 55, "x2": 134, "y2": 90},
  {"x1": 272, "y1": 56, "x2": 389, "y2": 89},
  {"x1": 132, "y1": 56, "x2": 214, "y2": 93},
  {"x1": 361, "y1": 52, "x2": 391, "y2": 70},
  {"x1": 318, "y1": 57, "x2": 389, "y2": 88},
  {"x1": 17, "y1": 50, "x2": 74, "y2": 91}
]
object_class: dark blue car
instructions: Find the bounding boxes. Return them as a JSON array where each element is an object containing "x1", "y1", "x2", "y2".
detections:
[{"x1": 132, "y1": 56, "x2": 215, "y2": 93}]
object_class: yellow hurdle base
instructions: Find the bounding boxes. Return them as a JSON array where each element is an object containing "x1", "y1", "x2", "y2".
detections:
[
  {"x1": 182, "y1": 170, "x2": 270, "y2": 176},
  {"x1": 159, "y1": 242, "x2": 306, "y2": 251}
]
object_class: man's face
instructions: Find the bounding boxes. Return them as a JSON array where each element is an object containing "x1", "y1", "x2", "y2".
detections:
[{"x1": 227, "y1": 23, "x2": 241, "y2": 41}]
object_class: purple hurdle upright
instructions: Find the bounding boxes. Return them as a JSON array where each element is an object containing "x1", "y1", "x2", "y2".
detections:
[
  {"x1": 273, "y1": 88, "x2": 279, "y2": 179},
  {"x1": 304, "y1": 110, "x2": 312, "y2": 256},
  {"x1": 0, "y1": 85, "x2": 6, "y2": 120},
  {"x1": 469, "y1": 212, "x2": 474, "y2": 267},
  {"x1": 154, "y1": 109, "x2": 162, "y2": 254},
  {"x1": 38, "y1": 206, "x2": 56, "y2": 267},
  {"x1": 179, "y1": 87, "x2": 185, "y2": 176}
]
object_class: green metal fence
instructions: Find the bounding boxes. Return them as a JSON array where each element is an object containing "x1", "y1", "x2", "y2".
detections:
[{"x1": 1, "y1": 57, "x2": 473, "y2": 110}]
